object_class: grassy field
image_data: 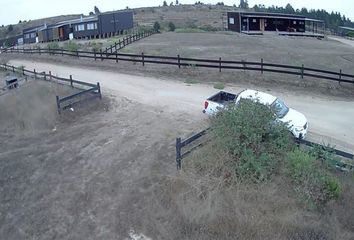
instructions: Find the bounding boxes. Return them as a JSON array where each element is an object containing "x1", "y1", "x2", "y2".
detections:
[{"x1": 121, "y1": 32, "x2": 354, "y2": 74}]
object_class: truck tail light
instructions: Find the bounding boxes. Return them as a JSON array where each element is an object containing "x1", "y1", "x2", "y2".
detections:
[{"x1": 204, "y1": 101, "x2": 209, "y2": 109}]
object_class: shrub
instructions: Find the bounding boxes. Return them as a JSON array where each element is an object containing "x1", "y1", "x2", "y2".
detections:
[
  {"x1": 63, "y1": 41, "x2": 80, "y2": 52},
  {"x1": 209, "y1": 100, "x2": 294, "y2": 183},
  {"x1": 153, "y1": 21, "x2": 161, "y2": 32},
  {"x1": 47, "y1": 42, "x2": 59, "y2": 49},
  {"x1": 168, "y1": 22, "x2": 176, "y2": 32},
  {"x1": 47, "y1": 42, "x2": 59, "y2": 55},
  {"x1": 213, "y1": 82, "x2": 224, "y2": 89},
  {"x1": 347, "y1": 31, "x2": 354, "y2": 38},
  {"x1": 287, "y1": 149, "x2": 341, "y2": 205},
  {"x1": 199, "y1": 25, "x2": 219, "y2": 32}
]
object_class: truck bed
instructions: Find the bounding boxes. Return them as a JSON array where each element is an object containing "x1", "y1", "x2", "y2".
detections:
[{"x1": 207, "y1": 91, "x2": 237, "y2": 104}]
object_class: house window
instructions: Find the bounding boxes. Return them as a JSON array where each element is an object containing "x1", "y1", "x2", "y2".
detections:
[
  {"x1": 293, "y1": 21, "x2": 297, "y2": 24},
  {"x1": 229, "y1": 18, "x2": 234, "y2": 25},
  {"x1": 243, "y1": 18, "x2": 248, "y2": 23},
  {"x1": 30, "y1": 33, "x2": 36, "y2": 38},
  {"x1": 24, "y1": 34, "x2": 30, "y2": 39},
  {"x1": 252, "y1": 19, "x2": 257, "y2": 23},
  {"x1": 87, "y1": 22, "x2": 97, "y2": 30},
  {"x1": 75, "y1": 24, "x2": 85, "y2": 31}
]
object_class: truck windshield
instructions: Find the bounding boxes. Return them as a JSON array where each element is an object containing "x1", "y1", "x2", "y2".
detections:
[{"x1": 271, "y1": 98, "x2": 289, "y2": 118}]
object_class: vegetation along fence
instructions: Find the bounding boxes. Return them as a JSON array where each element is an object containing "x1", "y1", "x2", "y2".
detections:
[
  {"x1": 175, "y1": 128, "x2": 354, "y2": 171},
  {"x1": 0, "y1": 63, "x2": 102, "y2": 114},
  {"x1": 3, "y1": 42, "x2": 354, "y2": 85}
]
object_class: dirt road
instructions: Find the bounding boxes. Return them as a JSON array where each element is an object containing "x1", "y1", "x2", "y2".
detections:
[
  {"x1": 9, "y1": 59, "x2": 354, "y2": 152},
  {"x1": 329, "y1": 36, "x2": 354, "y2": 48}
]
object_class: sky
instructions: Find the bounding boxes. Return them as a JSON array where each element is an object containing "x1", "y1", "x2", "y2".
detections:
[{"x1": 0, "y1": 0, "x2": 353, "y2": 26}]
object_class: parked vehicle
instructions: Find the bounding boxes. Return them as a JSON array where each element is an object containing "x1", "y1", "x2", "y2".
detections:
[{"x1": 203, "y1": 89, "x2": 308, "y2": 139}]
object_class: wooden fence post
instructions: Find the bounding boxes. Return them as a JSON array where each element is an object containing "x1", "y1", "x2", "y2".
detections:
[
  {"x1": 100, "y1": 49, "x2": 103, "y2": 61},
  {"x1": 261, "y1": 58, "x2": 263, "y2": 74},
  {"x1": 116, "y1": 52, "x2": 118, "y2": 63},
  {"x1": 56, "y1": 96, "x2": 61, "y2": 114},
  {"x1": 176, "y1": 137, "x2": 182, "y2": 170},
  {"x1": 339, "y1": 69, "x2": 342, "y2": 83},
  {"x1": 119, "y1": 39, "x2": 121, "y2": 49},
  {"x1": 76, "y1": 50, "x2": 79, "y2": 58},
  {"x1": 38, "y1": 47, "x2": 41, "y2": 55},
  {"x1": 97, "y1": 82, "x2": 102, "y2": 99},
  {"x1": 22, "y1": 67, "x2": 25, "y2": 76},
  {"x1": 94, "y1": 49, "x2": 96, "y2": 61},
  {"x1": 12, "y1": 66, "x2": 15, "y2": 73},
  {"x1": 142, "y1": 52, "x2": 145, "y2": 66},
  {"x1": 219, "y1": 57, "x2": 222, "y2": 73},
  {"x1": 178, "y1": 54, "x2": 181, "y2": 69},
  {"x1": 70, "y1": 75, "x2": 73, "y2": 87},
  {"x1": 49, "y1": 71, "x2": 52, "y2": 80},
  {"x1": 61, "y1": 47, "x2": 64, "y2": 56},
  {"x1": 301, "y1": 64, "x2": 304, "y2": 79},
  {"x1": 34, "y1": 69, "x2": 37, "y2": 79}
]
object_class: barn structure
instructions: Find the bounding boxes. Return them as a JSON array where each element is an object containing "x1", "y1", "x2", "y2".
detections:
[
  {"x1": 226, "y1": 11, "x2": 324, "y2": 37},
  {"x1": 338, "y1": 26, "x2": 354, "y2": 37}
]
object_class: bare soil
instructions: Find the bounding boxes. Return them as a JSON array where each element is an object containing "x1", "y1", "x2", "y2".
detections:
[
  {"x1": 1, "y1": 32, "x2": 354, "y2": 239},
  {"x1": 0, "y1": 78, "x2": 353, "y2": 240}
]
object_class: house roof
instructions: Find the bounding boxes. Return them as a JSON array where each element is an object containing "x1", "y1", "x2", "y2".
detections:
[
  {"x1": 339, "y1": 26, "x2": 354, "y2": 31},
  {"x1": 229, "y1": 11, "x2": 324, "y2": 23}
]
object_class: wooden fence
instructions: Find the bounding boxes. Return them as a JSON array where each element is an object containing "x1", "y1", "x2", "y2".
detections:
[
  {"x1": 3, "y1": 44, "x2": 354, "y2": 85},
  {"x1": 0, "y1": 63, "x2": 102, "y2": 114},
  {"x1": 176, "y1": 128, "x2": 354, "y2": 171},
  {"x1": 102, "y1": 30, "x2": 155, "y2": 53}
]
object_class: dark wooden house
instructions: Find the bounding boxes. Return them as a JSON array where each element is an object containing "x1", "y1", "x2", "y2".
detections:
[
  {"x1": 227, "y1": 12, "x2": 308, "y2": 33},
  {"x1": 23, "y1": 25, "x2": 46, "y2": 44},
  {"x1": 98, "y1": 11, "x2": 134, "y2": 37},
  {"x1": 71, "y1": 16, "x2": 99, "y2": 39}
]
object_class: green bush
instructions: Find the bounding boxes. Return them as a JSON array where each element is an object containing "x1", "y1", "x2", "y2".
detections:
[
  {"x1": 199, "y1": 25, "x2": 219, "y2": 32},
  {"x1": 347, "y1": 31, "x2": 354, "y2": 38},
  {"x1": 213, "y1": 82, "x2": 224, "y2": 89},
  {"x1": 287, "y1": 149, "x2": 341, "y2": 204},
  {"x1": 47, "y1": 42, "x2": 59, "y2": 49},
  {"x1": 63, "y1": 41, "x2": 80, "y2": 52},
  {"x1": 210, "y1": 100, "x2": 294, "y2": 183},
  {"x1": 175, "y1": 28, "x2": 205, "y2": 33},
  {"x1": 309, "y1": 144, "x2": 339, "y2": 169},
  {"x1": 153, "y1": 21, "x2": 161, "y2": 32},
  {"x1": 168, "y1": 22, "x2": 176, "y2": 32},
  {"x1": 47, "y1": 42, "x2": 60, "y2": 55}
]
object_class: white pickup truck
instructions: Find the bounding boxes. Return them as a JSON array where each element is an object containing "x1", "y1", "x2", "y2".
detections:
[{"x1": 203, "y1": 89, "x2": 308, "y2": 139}]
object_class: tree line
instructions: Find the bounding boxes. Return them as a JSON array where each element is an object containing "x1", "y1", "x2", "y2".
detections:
[{"x1": 247, "y1": 1, "x2": 354, "y2": 30}]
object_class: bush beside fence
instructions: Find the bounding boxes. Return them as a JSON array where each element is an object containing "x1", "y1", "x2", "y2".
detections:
[
  {"x1": 3, "y1": 44, "x2": 354, "y2": 85},
  {"x1": 176, "y1": 128, "x2": 354, "y2": 171},
  {"x1": 0, "y1": 63, "x2": 102, "y2": 114}
]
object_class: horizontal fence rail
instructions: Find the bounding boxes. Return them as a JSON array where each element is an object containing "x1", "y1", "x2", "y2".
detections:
[
  {"x1": 0, "y1": 63, "x2": 102, "y2": 113},
  {"x1": 176, "y1": 128, "x2": 354, "y2": 171},
  {"x1": 3, "y1": 43, "x2": 354, "y2": 85}
]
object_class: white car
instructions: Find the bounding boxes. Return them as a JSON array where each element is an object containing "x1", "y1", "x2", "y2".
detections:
[{"x1": 203, "y1": 89, "x2": 308, "y2": 139}]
